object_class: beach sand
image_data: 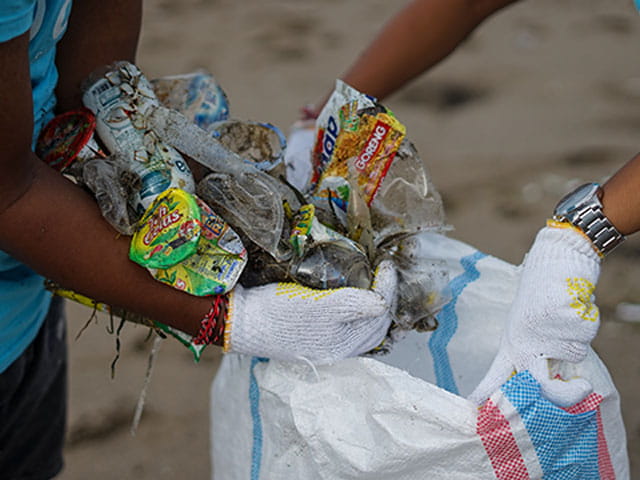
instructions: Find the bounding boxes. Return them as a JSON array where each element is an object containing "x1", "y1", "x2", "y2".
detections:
[{"x1": 58, "y1": 0, "x2": 640, "y2": 478}]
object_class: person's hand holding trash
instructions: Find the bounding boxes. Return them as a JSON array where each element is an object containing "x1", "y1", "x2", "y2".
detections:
[
  {"x1": 469, "y1": 224, "x2": 602, "y2": 407},
  {"x1": 224, "y1": 260, "x2": 397, "y2": 364}
]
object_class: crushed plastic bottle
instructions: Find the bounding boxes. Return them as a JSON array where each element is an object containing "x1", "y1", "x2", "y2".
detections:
[
  {"x1": 147, "y1": 104, "x2": 301, "y2": 260},
  {"x1": 291, "y1": 240, "x2": 372, "y2": 290},
  {"x1": 82, "y1": 155, "x2": 139, "y2": 235},
  {"x1": 369, "y1": 139, "x2": 449, "y2": 247},
  {"x1": 151, "y1": 71, "x2": 230, "y2": 131},
  {"x1": 196, "y1": 172, "x2": 291, "y2": 262},
  {"x1": 82, "y1": 62, "x2": 195, "y2": 217},
  {"x1": 377, "y1": 233, "x2": 451, "y2": 331}
]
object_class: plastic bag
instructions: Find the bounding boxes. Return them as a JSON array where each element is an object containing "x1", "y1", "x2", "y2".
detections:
[
  {"x1": 209, "y1": 127, "x2": 628, "y2": 479},
  {"x1": 210, "y1": 232, "x2": 628, "y2": 479}
]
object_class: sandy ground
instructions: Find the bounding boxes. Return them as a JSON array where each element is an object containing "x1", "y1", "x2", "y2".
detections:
[{"x1": 57, "y1": 0, "x2": 640, "y2": 478}]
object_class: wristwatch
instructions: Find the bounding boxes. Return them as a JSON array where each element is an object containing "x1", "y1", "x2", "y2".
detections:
[{"x1": 553, "y1": 182, "x2": 625, "y2": 256}]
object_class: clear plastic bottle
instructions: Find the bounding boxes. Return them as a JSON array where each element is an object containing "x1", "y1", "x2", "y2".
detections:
[
  {"x1": 377, "y1": 233, "x2": 451, "y2": 331},
  {"x1": 370, "y1": 139, "x2": 448, "y2": 247},
  {"x1": 82, "y1": 62, "x2": 195, "y2": 217},
  {"x1": 151, "y1": 71, "x2": 230, "y2": 131}
]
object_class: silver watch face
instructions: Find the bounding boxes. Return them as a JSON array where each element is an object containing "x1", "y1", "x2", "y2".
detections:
[{"x1": 553, "y1": 183, "x2": 601, "y2": 218}]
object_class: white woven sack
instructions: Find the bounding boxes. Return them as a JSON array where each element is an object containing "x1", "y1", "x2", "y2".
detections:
[{"x1": 210, "y1": 232, "x2": 628, "y2": 480}]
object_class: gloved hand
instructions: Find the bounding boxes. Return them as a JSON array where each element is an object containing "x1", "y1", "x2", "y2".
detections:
[
  {"x1": 468, "y1": 224, "x2": 602, "y2": 407},
  {"x1": 224, "y1": 260, "x2": 397, "y2": 364}
]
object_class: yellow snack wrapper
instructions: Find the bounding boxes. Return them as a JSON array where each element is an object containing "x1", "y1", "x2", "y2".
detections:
[{"x1": 316, "y1": 111, "x2": 406, "y2": 206}]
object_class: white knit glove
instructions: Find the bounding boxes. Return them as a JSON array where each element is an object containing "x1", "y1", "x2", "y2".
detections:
[
  {"x1": 225, "y1": 261, "x2": 397, "y2": 364},
  {"x1": 469, "y1": 225, "x2": 602, "y2": 407}
]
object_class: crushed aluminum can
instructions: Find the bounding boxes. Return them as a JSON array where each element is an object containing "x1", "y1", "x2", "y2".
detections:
[
  {"x1": 291, "y1": 239, "x2": 372, "y2": 290},
  {"x1": 289, "y1": 203, "x2": 371, "y2": 289}
]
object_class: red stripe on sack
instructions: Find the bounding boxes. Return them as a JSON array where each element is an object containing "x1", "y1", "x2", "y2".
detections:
[
  {"x1": 562, "y1": 392, "x2": 602, "y2": 415},
  {"x1": 562, "y1": 393, "x2": 615, "y2": 479},
  {"x1": 477, "y1": 399, "x2": 530, "y2": 480},
  {"x1": 596, "y1": 408, "x2": 616, "y2": 479}
]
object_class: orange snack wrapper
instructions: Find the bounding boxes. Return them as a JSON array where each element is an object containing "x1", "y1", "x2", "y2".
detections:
[{"x1": 316, "y1": 111, "x2": 406, "y2": 206}]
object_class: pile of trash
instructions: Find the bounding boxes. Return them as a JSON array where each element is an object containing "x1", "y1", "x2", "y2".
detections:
[{"x1": 38, "y1": 61, "x2": 450, "y2": 358}]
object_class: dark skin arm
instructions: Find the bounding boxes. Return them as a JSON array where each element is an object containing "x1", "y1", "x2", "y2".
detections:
[
  {"x1": 320, "y1": 0, "x2": 640, "y2": 240},
  {"x1": 0, "y1": 0, "x2": 214, "y2": 339},
  {"x1": 341, "y1": 0, "x2": 521, "y2": 101},
  {"x1": 602, "y1": 152, "x2": 640, "y2": 237},
  {"x1": 307, "y1": 0, "x2": 520, "y2": 116},
  {"x1": 55, "y1": 0, "x2": 142, "y2": 112}
]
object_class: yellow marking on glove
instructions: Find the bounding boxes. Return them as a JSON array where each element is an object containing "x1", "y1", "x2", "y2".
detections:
[
  {"x1": 276, "y1": 282, "x2": 336, "y2": 300},
  {"x1": 223, "y1": 290, "x2": 235, "y2": 352},
  {"x1": 566, "y1": 277, "x2": 599, "y2": 322}
]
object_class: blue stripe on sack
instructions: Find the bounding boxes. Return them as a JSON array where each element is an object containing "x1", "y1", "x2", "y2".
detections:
[
  {"x1": 429, "y1": 251, "x2": 486, "y2": 395},
  {"x1": 249, "y1": 357, "x2": 269, "y2": 480},
  {"x1": 502, "y1": 371, "x2": 601, "y2": 480}
]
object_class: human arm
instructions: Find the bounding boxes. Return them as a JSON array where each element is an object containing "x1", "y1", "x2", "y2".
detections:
[
  {"x1": 54, "y1": 0, "x2": 142, "y2": 113},
  {"x1": 0, "y1": 1, "x2": 214, "y2": 338},
  {"x1": 469, "y1": 152, "x2": 640, "y2": 406},
  {"x1": 341, "y1": 0, "x2": 520, "y2": 101},
  {"x1": 601, "y1": 152, "x2": 640, "y2": 236},
  {"x1": 0, "y1": 0, "x2": 395, "y2": 360},
  {"x1": 305, "y1": 0, "x2": 520, "y2": 118}
]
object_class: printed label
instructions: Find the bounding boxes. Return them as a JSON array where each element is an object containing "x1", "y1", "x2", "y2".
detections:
[{"x1": 354, "y1": 121, "x2": 390, "y2": 172}]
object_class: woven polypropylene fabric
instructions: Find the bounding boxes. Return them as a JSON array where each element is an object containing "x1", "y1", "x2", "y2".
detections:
[{"x1": 502, "y1": 372, "x2": 604, "y2": 480}]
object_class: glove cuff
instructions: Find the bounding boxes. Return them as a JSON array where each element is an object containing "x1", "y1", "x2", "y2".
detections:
[
  {"x1": 536, "y1": 224, "x2": 602, "y2": 263},
  {"x1": 223, "y1": 284, "x2": 246, "y2": 353}
]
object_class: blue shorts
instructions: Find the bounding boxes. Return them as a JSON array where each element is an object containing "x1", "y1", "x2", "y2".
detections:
[{"x1": 0, "y1": 297, "x2": 67, "y2": 479}]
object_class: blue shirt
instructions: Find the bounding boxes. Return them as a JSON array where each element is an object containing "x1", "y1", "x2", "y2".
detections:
[{"x1": 0, "y1": 0, "x2": 72, "y2": 373}]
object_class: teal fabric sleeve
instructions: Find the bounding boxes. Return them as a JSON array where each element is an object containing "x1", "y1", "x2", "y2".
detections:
[{"x1": 0, "y1": 1, "x2": 36, "y2": 43}]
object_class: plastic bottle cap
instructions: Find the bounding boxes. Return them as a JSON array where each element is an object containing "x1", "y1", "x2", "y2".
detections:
[{"x1": 36, "y1": 108, "x2": 97, "y2": 171}]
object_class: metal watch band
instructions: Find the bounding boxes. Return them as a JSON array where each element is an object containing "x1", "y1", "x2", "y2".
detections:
[{"x1": 570, "y1": 203, "x2": 625, "y2": 255}]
